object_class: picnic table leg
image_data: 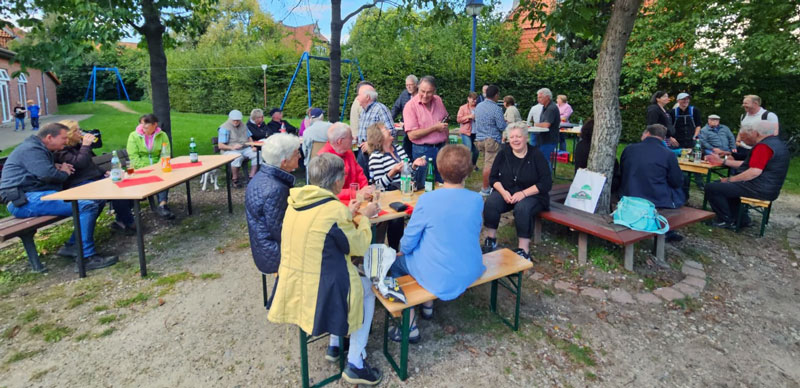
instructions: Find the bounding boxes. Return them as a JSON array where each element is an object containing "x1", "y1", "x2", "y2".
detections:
[
  {"x1": 702, "y1": 172, "x2": 712, "y2": 210},
  {"x1": 185, "y1": 181, "x2": 192, "y2": 216},
  {"x1": 134, "y1": 201, "x2": 147, "y2": 277},
  {"x1": 655, "y1": 234, "x2": 665, "y2": 262},
  {"x1": 623, "y1": 244, "x2": 634, "y2": 271},
  {"x1": 299, "y1": 329, "x2": 310, "y2": 388},
  {"x1": 399, "y1": 308, "x2": 410, "y2": 380},
  {"x1": 490, "y1": 279, "x2": 498, "y2": 313},
  {"x1": 19, "y1": 231, "x2": 45, "y2": 273},
  {"x1": 577, "y1": 232, "x2": 588, "y2": 266},
  {"x1": 71, "y1": 201, "x2": 86, "y2": 278},
  {"x1": 533, "y1": 217, "x2": 542, "y2": 244},
  {"x1": 225, "y1": 162, "x2": 233, "y2": 214},
  {"x1": 513, "y1": 271, "x2": 522, "y2": 330}
]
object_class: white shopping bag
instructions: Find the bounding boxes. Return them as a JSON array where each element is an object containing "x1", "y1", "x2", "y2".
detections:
[
  {"x1": 362, "y1": 244, "x2": 406, "y2": 303},
  {"x1": 564, "y1": 168, "x2": 606, "y2": 213}
]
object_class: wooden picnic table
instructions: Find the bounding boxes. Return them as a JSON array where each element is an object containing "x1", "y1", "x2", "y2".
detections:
[
  {"x1": 354, "y1": 187, "x2": 424, "y2": 224},
  {"x1": 42, "y1": 154, "x2": 238, "y2": 278},
  {"x1": 678, "y1": 159, "x2": 729, "y2": 209}
]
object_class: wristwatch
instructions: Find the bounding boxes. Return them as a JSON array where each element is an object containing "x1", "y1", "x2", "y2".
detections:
[{"x1": 722, "y1": 155, "x2": 728, "y2": 166}]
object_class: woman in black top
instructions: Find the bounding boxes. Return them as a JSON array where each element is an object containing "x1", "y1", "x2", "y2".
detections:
[
  {"x1": 482, "y1": 122, "x2": 552, "y2": 260},
  {"x1": 645, "y1": 91, "x2": 676, "y2": 145}
]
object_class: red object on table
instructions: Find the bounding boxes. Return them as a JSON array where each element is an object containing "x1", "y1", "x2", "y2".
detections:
[
  {"x1": 404, "y1": 204, "x2": 414, "y2": 215},
  {"x1": 378, "y1": 210, "x2": 389, "y2": 217},
  {"x1": 114, "y1": 176, "x2": 164, "y2": 188},
  {"x1": 171, "y1": 162, "x2": 203, "y2": 169},
  {"x1": 134, "y1": 169, "x2": 153, "y2": 174}
]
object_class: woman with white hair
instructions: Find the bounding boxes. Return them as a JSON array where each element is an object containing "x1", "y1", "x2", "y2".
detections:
[
  {"x1": 482, "y1": 122, "x2": 552, "y2": 260},
  {"x1": 247, "y1": 109, "x2": 268, "y2": 141},
  {"x1": 245, "y1": 133, "x2": 302, "y2": 276}
]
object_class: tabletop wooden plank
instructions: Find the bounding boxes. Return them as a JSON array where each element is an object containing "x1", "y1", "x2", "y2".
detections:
[
  {"x1": 41, "y1": 154, "x2": 238, "y2": 201},
  {"x1": 356, "y1": 189, "x2": 423, "y2": 224}
]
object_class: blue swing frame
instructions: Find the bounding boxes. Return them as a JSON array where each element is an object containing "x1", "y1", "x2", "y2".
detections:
[{"x1": 83, "y1": 66, "x2": 131, "y2": 103}]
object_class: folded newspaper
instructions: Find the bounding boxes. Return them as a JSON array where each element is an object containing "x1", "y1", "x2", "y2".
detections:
[{"x1": 363, "y1": 244, "x2": 407, "y2": 303}]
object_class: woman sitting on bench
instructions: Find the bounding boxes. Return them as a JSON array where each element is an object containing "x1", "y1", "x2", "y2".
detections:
[
  {"x1": 482, "y1": 122, "x2": 552, "y2": 260},
  {"x1": 389, "y1": 144, "x2": 485, "y2": 344}
]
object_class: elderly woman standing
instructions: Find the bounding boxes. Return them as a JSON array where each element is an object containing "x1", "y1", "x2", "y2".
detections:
[
  {"x1": 482, "y1": 122, "x2": 552, "y2": 260},
  {"x1": 503, "y1": 95, "x2": 523, "y2": 124},
  {"x1": 457, "y1": 92, "x2": 480, "y2": 168},
  {"x1": 246, "y1": 133, "x2": 301, "y2": 277},
  {"x1": 268, "y1": 153, "x2": 381, "y2": 386},
  {"x1": 646, "y1": 91, "x2": 676, "y2": 146},
  {"x1": 388, "y1": 145, "x2": 485, "y2": 344}
]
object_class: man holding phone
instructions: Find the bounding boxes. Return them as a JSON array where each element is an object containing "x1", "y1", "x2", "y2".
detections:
[{"x1": 402, "y1": 75, "x2": 449, "y2": 188}]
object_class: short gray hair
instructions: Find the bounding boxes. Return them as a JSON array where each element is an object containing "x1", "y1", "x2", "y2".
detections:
[
  {"x1": 364, "y1": 89, "x2": 378, "y2": 103},
  {"x1": 506, "y1": 122, "x2": 528, "y2": 137},
  {"x1": 537, "y1": 88, "x2": 552, "y2": 99},
  {"x1": 262, "y1": 133, "x2": 300, "y2": 167},
  {"x1": 405, "y1": 74, "x2": 418, "y2": 84},
  {"x1": 327, "y1": 122, "x2": 351, "y2": 142},
  {"x1": 308, "y1": 153, "x2": 345, "y2": 192},
  {"x1": 419, "y1": 75, "x2": 436, "y2": 89},
  {"x1": 250, "y1": 108, "x2": 264, "y2": 121},
  {"x1": 742, "y1": 120, "x2": 777, "y2": 136}
]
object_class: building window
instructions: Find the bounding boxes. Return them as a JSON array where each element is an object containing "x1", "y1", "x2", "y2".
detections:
[
  {"x1": 0, "y1": 70, "x2": 11, "y2": 122},
  {"x1": 17, "y1": 73, "x2": 28, "y2": 107}
]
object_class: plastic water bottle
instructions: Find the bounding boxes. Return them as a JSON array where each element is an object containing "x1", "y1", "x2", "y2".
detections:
[
  {"x1": 161, "y1": 142, "x2": 172, "y2": 172},
  {"x1": 424, "y1": 158, "x2": 435, "y2": 192},
  {"x1": 189, "y1": 137, "x2": 198, "y2": 163},
  {"x1": 110, "y1": 150, "x2": 123, "y2": 182},
  {"x1": 693, "y1": 138, "x2": 702, "y2": 162},
  {"x1": 280, "y1": 122, "x2": 286, "y2": 133},
  {"x1": 400, "y1": 158, "x2": 411, "y2": 197},
  {"x1": 579, "y1": 118, "x2": 583, "y2": 127}
]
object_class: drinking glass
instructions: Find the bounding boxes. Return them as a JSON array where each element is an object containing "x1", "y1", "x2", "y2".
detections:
[{"x1": 350, "y1": 183, "x2": 360, "y2": 202}]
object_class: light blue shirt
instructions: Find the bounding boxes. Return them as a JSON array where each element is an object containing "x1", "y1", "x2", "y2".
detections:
[
  {"x1": 473, "y1": 100, "x2": 507, "y2": 143},
  {"x1": 400, "y1": 188, "x2": 485, "y2": 300},
  {"x1": 218, "y1": 127, "x2": 252, "y2": 144}
]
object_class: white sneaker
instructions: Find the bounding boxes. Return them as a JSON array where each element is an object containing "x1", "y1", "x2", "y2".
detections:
[{"x1": 479, "y1": 188, "x2": 492, "y2": 197}]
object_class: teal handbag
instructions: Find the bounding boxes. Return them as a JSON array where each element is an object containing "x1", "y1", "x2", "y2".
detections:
[{"x1": 612, "y1": 196, "x2": 670, "y2": 234}]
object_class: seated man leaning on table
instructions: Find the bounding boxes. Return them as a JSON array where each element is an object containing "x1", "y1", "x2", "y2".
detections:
[
  {"x1": 318, "y1": 122, "x2": 373, "y2": 201},
  {"x1": 268, "y1": 153, "x2": 382, "y2": 386},
  {"x1": 704, "y1": 120, "x2": 789, "y2": 229},
  {"x1": 218, "y1": 109, "x2": 258, "y2": 188},
  {"x1": 619, "y1": 124, "x2": 686, "y2": 243},
  {"x1": 127, "y1": 113, "x2": 175, "y2": 220},
  {"x1": 0, "y1": 123, "x2": 118, "y2": 271},
  {"x1": 388, "y1": 144, "x2": 485, "y2": 344},
  {"x1": 698, "y1": 114, "x2": 736, "y2": 157}
]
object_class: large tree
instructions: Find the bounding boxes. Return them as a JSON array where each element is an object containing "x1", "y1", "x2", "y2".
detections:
[{"x1": 4, "y1": 0, "x2": 214, "y2": 143}]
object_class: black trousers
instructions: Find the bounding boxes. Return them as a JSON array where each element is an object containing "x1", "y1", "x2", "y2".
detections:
[
  {"x1": 705, "y1": 181, "x2": 760, "y2": 223},
  {"x1": 483, "y1": 191, "x2": 545, "y2": 239}
]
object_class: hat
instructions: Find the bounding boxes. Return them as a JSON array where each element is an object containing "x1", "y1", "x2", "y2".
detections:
[
  {"x1": 269, "y1": 108, "x2": 282, "y2": 116},
  {"x1": 708, "y1": 114, "x2": 720, "y2": 120},
  {"x1": 676, "y1": 92, "x2": 690, "y2": 100},
  {"x1": 309, "y1": 108, "x2": 323, "y2": 119},
  {"x1": 228, "y1": 110, "x2": 243, "y2": 120}
]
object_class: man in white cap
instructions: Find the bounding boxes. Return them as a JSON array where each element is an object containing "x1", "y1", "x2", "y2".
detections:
[
  {"x1": 668, "y1": 92, "x2": 702, "y2": 149},
  {"x1": 218, "y1": 109, "x2": 258, "y2": 188},
  {"x1": 698, "y1": 114, "x2": 736, "y2": 157}
]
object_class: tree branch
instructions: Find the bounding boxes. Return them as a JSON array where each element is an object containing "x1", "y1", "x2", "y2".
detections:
[
  {"x1": 126, "y1": 17, "x2": 143, "y2": 33},
  {"x1": 342, "y1": 0, "x2": 385, "y2": 24}
]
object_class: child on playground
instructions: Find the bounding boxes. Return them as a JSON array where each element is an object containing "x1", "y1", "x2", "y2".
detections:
[{"x1": 27, "y1": 100, "x2": 40, "y2": 131}]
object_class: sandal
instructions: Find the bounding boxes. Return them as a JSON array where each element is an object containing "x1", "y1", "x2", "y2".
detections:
[
  {"x1": 388, "y1": 314, "x2": 420, "y2": 343},
  {"x1": 420, "y1": 306, "x2": 434, "y2": 320}
]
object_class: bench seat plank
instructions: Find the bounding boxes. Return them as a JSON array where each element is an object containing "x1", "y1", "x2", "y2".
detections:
[
  {"x1": 0, "y1": 216, "x2": 65, "y2": 242},
  {"x1": 376, "y1": 248, "x2": 532, "y2": 318}
]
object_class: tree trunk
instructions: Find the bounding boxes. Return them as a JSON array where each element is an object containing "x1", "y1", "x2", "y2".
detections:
[
  {"x1": 587, "y1": 0, "x2": 642, "y2": 214},
  {"x1": 141, "y1": 0, "x2": 172, "y2": 145},
  {"x1": 328, "y1": 0, "x2": 343, "y2": 123}
]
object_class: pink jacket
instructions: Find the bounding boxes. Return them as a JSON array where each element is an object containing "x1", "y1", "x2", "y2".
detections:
[{"x1": 457, "y1": 103, "x2": 475, "y2": 136}]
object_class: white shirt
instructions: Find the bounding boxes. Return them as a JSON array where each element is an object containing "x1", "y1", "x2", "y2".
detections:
[
  {"x1": 741, "y1": 107, "x2": 779, "y2": 127},
  {"x1": 526, "y1": 103, "x2": 544, "y2": 124}
]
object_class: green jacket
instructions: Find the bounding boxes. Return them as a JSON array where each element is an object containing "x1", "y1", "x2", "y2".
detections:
[{"x1": 127, "y1": 130, "x2": 171, "y2": 169}]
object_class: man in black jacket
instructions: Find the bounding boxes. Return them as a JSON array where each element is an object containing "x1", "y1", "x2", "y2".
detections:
[
  {"x1": 0, "y1": 123, "x2": 117, "y2": 271},
  {"x1": 265, "y1": 108, "x2": 297, "y2": 137},
  {"x1": 705, "y1": 120, "x2": 789, "y2": 229}
]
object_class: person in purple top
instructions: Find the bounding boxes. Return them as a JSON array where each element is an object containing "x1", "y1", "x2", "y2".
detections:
[{"x1": 388, "y1": 144, "x2": 485, "y2": 344}]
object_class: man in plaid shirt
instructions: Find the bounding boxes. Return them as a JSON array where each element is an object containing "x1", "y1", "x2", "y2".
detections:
[{"x1": 357, "y1": 84, "x2": 395, "y2": 148}]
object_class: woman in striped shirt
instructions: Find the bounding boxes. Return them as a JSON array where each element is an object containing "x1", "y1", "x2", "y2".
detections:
[
  {"x1": 366, "y1": 123, "x2": 426, "y2": 250},
  {"x1": 366, "y1": 123, "x2": 426, "y2": 189}
]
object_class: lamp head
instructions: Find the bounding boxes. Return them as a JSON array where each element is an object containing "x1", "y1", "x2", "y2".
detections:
[
  {"x1": 466, "y1": 0, "x2": 484, "y2": 16},
  {"x1": 261, "y1": 64, "x2": 267, "y2": 71}
]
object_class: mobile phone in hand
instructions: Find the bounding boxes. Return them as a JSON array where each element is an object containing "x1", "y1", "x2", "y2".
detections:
[{"x1": 441, "y1": 115, "x2": 449, "y2": 123}]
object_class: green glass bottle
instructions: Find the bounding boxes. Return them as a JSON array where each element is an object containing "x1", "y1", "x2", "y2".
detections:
[{"x1": 425, "y1": 158, "x2": 435, "y2": 192}]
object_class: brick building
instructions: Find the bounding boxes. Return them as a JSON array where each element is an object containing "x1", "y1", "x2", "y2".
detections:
[
  {"x1": 0, "y1": 25, "x2": 60, "y2": 124},
  {"x1": 279, "y1": 22, "x2": 329, "y2": 55}
]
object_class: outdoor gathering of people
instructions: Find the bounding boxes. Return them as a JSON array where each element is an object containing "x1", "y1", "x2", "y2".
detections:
[{"x1": 0, "y1": 70, "x2": 792, "y2": 387}]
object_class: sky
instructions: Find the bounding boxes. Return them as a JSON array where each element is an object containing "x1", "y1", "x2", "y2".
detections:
[{"x1": 262, "y1": 0, "x2": 516, "y2": 43}]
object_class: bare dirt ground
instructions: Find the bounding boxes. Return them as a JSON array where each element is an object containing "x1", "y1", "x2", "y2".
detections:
[
  {"x1": 1, "y1": 178, "x2": 799, "y2": 387},
  {"x1": 100, "y1": 101, "x2": 138, "y2": 114}
]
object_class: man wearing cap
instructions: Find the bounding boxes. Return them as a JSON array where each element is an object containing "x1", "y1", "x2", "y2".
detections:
[
  {"x1": 698, "y1": 114, "x2": 736, "y2": 156},
  {"x1": 302, "y1": 108, "x2": 332, "y2": 166},
  {"x1": 218, "y1": 110, "x2": 259, "y2": 188},
  {"x1": 668, "y1": 92, "x2": 702, "y2": 149},
  {"x1": 265, "y1": 108, "x2": 297, "y2": 138}
]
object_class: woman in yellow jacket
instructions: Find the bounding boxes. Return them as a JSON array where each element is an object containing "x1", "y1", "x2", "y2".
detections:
[{"x1": 268, "y1": 153, "x2": 382, "y2": 386}]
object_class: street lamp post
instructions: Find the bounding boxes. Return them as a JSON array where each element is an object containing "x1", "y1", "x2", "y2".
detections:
[
  {"x1": 261, "y1": 64, "x2": 268, "y2": 108},
  {"x1": 466, "y1": 0, "x2": 484, "y2": 93}
]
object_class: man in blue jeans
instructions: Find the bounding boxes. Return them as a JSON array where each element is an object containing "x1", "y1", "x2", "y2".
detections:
[
  {"x1": 533, "y1": 88, "x2": 561, "y2": 172},
  {"x1": 0, "y1": 123, "x2": 118, "y2": 272}
]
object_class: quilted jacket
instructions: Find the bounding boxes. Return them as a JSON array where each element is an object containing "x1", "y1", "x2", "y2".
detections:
[{"x1": 245, "y1": 164, "x2": 295, "y2": 274}]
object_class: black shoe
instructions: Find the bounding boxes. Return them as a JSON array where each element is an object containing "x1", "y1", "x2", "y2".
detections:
[
  {"x1": 710, "y1": 219, "x2": 735, "y2": 230},
  {"x1": 482, "y1": 237, "x2": 497, "y2": 253},
  {"x1": 57, "y1": 244, "x2": 78, "y2": 258},
  {"x1": 342, "y1": 360, "x2": 383, "y2": 386},
  {"x1": 665, "y1": 231, "x2": 683, "y2": 243},
  {"x1": 325, "y1": 346, "x2": 340, "y2": 363},
  {"x1": 513, "y1": 248, "x2": 531, "y2": 261},
  {"x1": 156, "y1": 205, "x2": 175, "y2": 220},
  {"x1": 233, "y1": 180, "x2": 244, "y2": 189},
  {"x1": 74, "y1": 255, "x2": 119, "y2": 272},
  {"x1": 110, "y1": 221, "x2": 136, "y2": 236},
  {"x1": 738, "y1": 217, "x2": 754, "y2": 228}
]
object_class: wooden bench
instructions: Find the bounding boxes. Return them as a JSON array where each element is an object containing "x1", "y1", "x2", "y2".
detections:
[
  {"x1": 374, "y1": 248, "x2": 533, "y2": 380},
  {"x1": 0, "y1": 215, "x2": 66, "y2": 272},
  {"x1": 534, "y1": 203, "x2": 715, "y2": 271},
  {"x1": 736, "y1": 197, "x2": 772, "y2": 237}
]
